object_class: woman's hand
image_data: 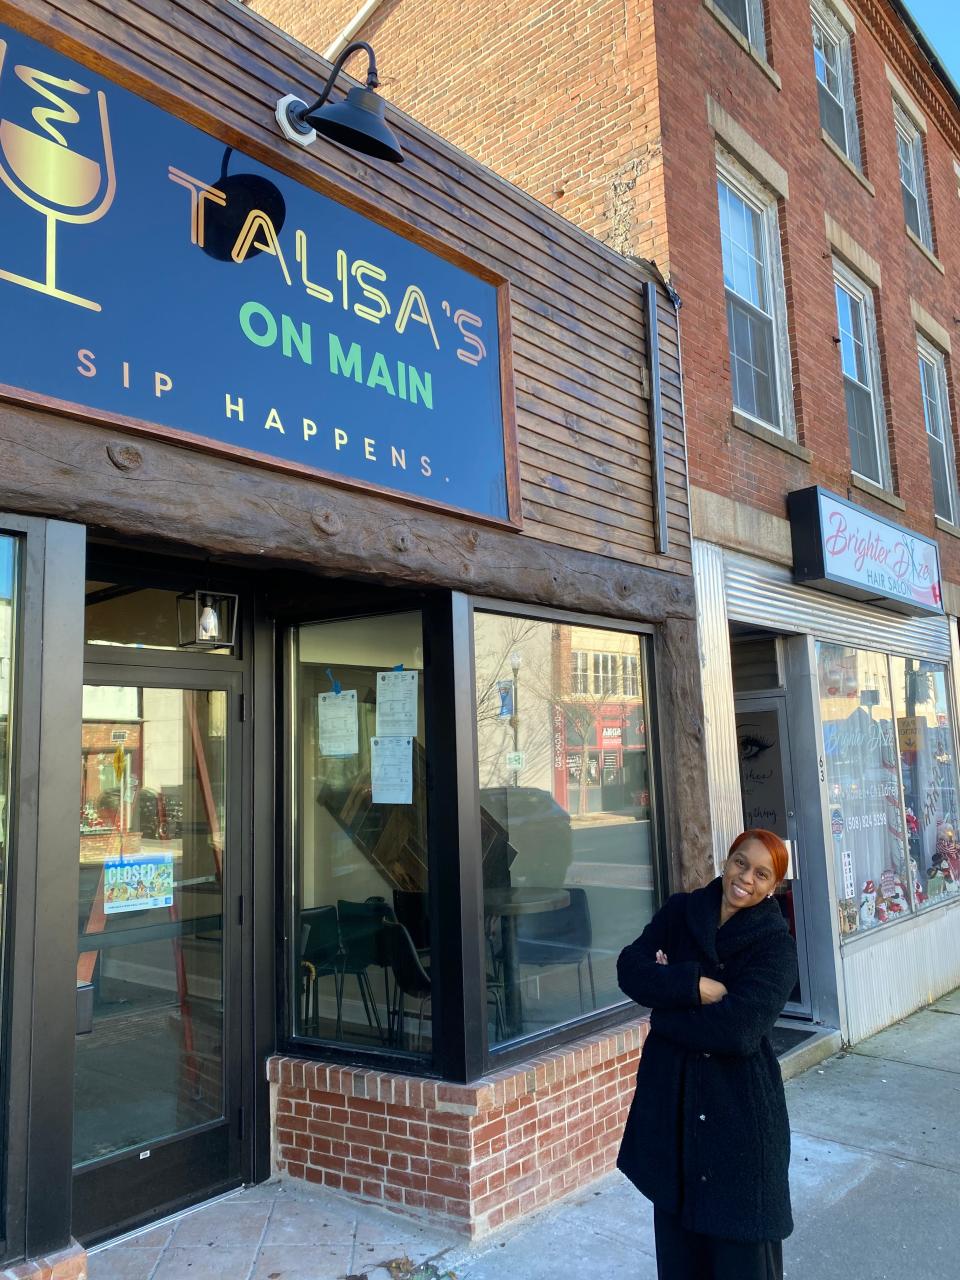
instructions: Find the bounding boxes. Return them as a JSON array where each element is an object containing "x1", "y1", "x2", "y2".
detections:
[
  {"x1": 699, "y1": 977, "x2": 728, "y2": 1005},
  {"x1": 655, "y1": 950, "x2": 668, "y2": 965}
]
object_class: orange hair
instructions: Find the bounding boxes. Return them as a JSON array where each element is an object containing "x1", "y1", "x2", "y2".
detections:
[{"x1": 729, "y1": 829, "x2": 789, "y2": 885}]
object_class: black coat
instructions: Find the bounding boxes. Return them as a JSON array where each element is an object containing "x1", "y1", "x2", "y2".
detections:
[{"x1": 616, "y1": 877, "x2": 798, "y2": 1243}]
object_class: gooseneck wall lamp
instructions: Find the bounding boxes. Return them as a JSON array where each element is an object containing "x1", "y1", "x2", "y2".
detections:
[{"x1": 275, "y1": 41, "x2": 404, "y2": 163}]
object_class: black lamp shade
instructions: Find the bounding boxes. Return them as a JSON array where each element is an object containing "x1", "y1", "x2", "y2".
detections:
[{"x1": 305, "y1": 86, "x2": 404, "y2": 164}]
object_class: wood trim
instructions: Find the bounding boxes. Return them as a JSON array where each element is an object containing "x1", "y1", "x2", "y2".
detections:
[
  {"x1": 497, "y1": 282, "x2": 523, "y2": 529},
  {"x1": 0, "y1": 383, "x2": 520, "y2": 530}
]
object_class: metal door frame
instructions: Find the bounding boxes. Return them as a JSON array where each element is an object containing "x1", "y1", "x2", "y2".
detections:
[
  {"x1": 735, "y1": 692, "x2": 814, "y2": 1019},
  {"x1": 73, "y1": 657, "x2": 246, "y2": 1244}
]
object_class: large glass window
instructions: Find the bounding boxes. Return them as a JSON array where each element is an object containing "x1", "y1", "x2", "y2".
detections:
[
  {"x1": 289, "y1": 614, "x2": 430, "y2": 1056},
  {"x1": 474, "y1": 613, "x2": 657, "y2": 1046},
  {"x1": 811, "y1": 2, "x2": 860, "y2": 166},
  {"x1": 0, "y1": 537, "x2": 17, "y2": 1043},
  {"x1": 834, "y1": 264, "x2": 886, "y2": 487},
  {"x1": 917, "y1": 339, "x2": 957, "y2": 524},
  {"x1": 713, "y1": 0, "x2": 767, "y2": 57},
  {"x1": 818, "y1": 642, "x2": 960, "y2": 939},
  {"x1": 718, "y1": 162, "x2": 792, "y2": 433},
  {"x1": 891, "y1": 658, "x2": 960, "y2": 913},
  {"x1": 894, "y1": 103, "x2": 933, "y2": 249}
]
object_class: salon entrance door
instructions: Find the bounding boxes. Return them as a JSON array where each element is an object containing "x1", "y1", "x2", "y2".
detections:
[
  {"x1": 735, "y1": 695, "x2": 812, "y2": 1018},
  {"x1": 72, "y1": 670, "x2": 244, "y2": 1243}
]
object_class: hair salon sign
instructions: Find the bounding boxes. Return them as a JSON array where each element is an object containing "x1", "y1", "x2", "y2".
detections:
[
  {"x1": 0, "y1": 23, "x2": 518, "y2": 524},
  {"x1": 788, "y1": 487, "x2": 943, "y2": 616}
]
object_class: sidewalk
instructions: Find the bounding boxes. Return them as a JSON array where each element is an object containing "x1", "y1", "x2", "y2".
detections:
[{"x1": 89, "y1": 990, "x2": 960, "y2": 1280}]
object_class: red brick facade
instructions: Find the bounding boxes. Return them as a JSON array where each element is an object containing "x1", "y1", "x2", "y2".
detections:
[
  {"x1": 269, "y1": 1017, "x2": 648, "y2": 1235},
  {"x1": 252, "y1": 0, "x2": 960, "y2": 589}
]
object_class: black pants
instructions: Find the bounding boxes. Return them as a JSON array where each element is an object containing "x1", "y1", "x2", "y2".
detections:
[{"x1": 654, "y1": 1209, "x2": 784, "y2": 1280}]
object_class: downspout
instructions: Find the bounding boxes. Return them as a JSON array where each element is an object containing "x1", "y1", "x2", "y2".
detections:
[{"x1": 324, "y1": 0, "x2": 390, "y2": 62}]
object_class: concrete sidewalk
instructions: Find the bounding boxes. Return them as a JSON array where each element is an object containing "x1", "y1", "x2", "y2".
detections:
[{"x1": 89, "y1": 992, "x2": 960, "y2": 1280}]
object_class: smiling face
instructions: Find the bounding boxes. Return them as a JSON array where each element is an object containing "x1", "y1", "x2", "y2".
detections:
[{"x1": 721, "y1": 838, "x2": 778, "y2": 920}]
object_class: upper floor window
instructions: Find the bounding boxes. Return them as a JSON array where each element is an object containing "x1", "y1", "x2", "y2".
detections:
[
  {"x1": 571, "y1": 650, "x2": 589, "y2": 695},
  {"x1": 833, "y1": 262, "x2": 887, "y2": 488},
  {"x1": 917, "y1": 338, "x2": 956, "y2": 524},
  {"x1": 622, "y1": 654, "x2": 639, "y2": 698},
  {"x1": 894, "y1": 104, "x2": 932, "y2": 249},
  {"x1": 717, "y1": 158, "x2": 793, "y2": 434},
  {"x1": 592, "y1": 652, "x2": 617, "y2": 696},
  {"x1": 713, "y1": 0, "x2": 767, "y2": 57},
  {"x1": 811, "y1": 1, "x2": 860, "y2": 166}
]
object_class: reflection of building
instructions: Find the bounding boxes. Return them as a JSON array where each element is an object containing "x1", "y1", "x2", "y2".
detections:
[{"x1": 553, "y1": 627, "x2": 650, "y2": 817}]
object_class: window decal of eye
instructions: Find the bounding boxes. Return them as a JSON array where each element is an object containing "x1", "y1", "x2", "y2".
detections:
[{"x1": 738, "y1": 730, "x2": 773, "y2": 762}]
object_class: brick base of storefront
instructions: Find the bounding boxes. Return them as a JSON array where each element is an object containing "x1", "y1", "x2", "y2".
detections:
[
  {"x1": 0, "y1": 1241, "x2": 87, "y2": 1280},
  {"x1": 268, "y1": 1016, "x2": 649, "y2": 1237}
]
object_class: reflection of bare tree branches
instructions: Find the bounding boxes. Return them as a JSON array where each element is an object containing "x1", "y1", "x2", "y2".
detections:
[{"x1": 474, "y1": 618, "x2": 553, "y2": 787}]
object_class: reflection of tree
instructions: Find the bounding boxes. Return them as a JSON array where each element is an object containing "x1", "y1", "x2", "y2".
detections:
[{"x1": 474, "y1": 618, "x2": 553, "y2": 786}]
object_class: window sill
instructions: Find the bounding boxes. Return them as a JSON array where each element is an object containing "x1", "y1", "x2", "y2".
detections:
[
  {"x1": 906, "y1": 226, "x2": 945, "y2": 273},
  {"x1": 820, "y1": 129, "x2": 875, "y2": 195},
  {"x1": 935, "y1": 515, "x2": 960, "y2": 539},
  {"x1": 849, "y1": 473, "x2": 906, "y2": 511},
  {"x1": 731, "y1": 411, "x2": 811, "y2": 461},
  {"x1": 701, "y1": 0, "x2": 782, "y2": 89}
]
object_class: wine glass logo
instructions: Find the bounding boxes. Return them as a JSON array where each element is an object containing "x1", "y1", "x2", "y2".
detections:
[{"x1": 0, "y1": 38, "x2": 116, "y2": 311}]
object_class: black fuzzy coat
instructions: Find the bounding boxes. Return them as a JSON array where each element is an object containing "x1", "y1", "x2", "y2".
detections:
[{"x1": 616, "y1": 877, "x2": 798, "y2": 1243}]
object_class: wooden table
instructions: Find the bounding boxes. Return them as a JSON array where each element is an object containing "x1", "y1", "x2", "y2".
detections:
[{"x1": 484, "y1": 887, "x2": 570, "y2": 1038}]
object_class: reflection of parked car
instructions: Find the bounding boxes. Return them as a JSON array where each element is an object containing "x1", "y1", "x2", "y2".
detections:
[
  {"x1": 93, "y1": 787, "x2": 179, "y2": 839},
  {"x1": 479, "y1": 787, "x2": 573, "y2": 888}
]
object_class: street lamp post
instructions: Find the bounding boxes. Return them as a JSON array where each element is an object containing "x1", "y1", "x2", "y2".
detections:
[{"x1": 510, "y1": 649, "x2": 521, "y2": 786}]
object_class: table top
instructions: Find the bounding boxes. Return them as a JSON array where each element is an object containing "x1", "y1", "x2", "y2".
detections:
[{"x1": 484, "y1": 886, "x2": 570, "y2": 917}]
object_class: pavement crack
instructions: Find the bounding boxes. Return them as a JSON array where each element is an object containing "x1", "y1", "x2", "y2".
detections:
[{"x1": 792, "y1": 1128, "x2": 960, "y2": 1175}]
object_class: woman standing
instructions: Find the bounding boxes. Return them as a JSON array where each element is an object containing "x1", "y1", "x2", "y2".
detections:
[{"x1": 617, "y1": 830, "x2": 797, "y2": 1280}]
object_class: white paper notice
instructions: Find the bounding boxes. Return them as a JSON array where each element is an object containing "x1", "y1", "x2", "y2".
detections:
[
  {"x1": 317, "y1": 690, "x2": 359, "y2": 757},
  {"x1": 376, "y1": 670, "x2": 419, "y2": 737},
  {"x1": 371, "y1": 736, "x2": 413, "y2": 805}
]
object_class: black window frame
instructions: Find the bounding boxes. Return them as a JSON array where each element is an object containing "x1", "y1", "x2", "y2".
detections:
[{"x1": 277, "y1": 589, "x2": 669, "y2": 1084}]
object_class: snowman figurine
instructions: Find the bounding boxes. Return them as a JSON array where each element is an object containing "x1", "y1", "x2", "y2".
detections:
[
  {"x1": 911, "y1": 857, "x2": 927, "y2": 907},
  {"x1": 888, "y1": 877, "x2": 909, "y2": 916},
  {"x1": 859, "y1": 880, "x2": 878, "y2": 929}
]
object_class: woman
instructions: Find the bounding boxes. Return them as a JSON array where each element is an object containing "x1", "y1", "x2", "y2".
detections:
[{"x1": 616, "y1": 830, "x2": 797, "y2": 1280}]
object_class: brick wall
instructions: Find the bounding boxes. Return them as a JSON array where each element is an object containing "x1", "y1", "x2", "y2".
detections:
[
  {"x1": 252, "y1": 0, "x2": 960, "y2": 586},
  {"x1": 268, "y1": 1017, "x2": 648, "y2": 1236}
]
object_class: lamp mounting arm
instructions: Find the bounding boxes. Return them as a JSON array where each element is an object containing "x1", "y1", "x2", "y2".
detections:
[{"x1": 293, "y1": 41, "x2": 380, "y2": 124}]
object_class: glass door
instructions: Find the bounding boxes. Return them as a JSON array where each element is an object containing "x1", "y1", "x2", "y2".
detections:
[
  {"x1": 72, "y1": 674, "x2": 242, "y2": 1243},
  {"x1": 735, "y1": 695, "x2": 813, "y2": 1018}
]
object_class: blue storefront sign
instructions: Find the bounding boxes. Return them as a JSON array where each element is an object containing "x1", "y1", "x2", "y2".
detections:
[{"x1": 0, "y1": 24, "x2": 518, "y2": 523}]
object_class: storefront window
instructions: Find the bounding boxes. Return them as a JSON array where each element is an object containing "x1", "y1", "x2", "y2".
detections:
[
  {"x1": 819, "y1": 643, "x2": 911, "y2": 936},
  {"x1": 289, "y1": 615, "x2": 430, "y2": 1056},
  {"x1": 0, "y1": 537, "x2": 17, "y2": 1019},
  {"x1": 474, "y1": 612, "x2": 658, "y2": 1046},
  {"x1": 891, "y1": 658, "x2": 960, "y2": 911}
]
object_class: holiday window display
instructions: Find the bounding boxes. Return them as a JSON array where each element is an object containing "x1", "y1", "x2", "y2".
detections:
[{"x1": 819, "y1": 643, "x2": 913, "y2": 936}]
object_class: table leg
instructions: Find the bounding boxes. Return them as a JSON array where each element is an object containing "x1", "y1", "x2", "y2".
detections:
[{"x1": 500, "y1": 914, "x2": 521, "y2": 1037}]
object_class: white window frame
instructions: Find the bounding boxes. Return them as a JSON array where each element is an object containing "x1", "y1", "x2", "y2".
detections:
[
  {"x1": 833, "y1": 259, "x2": 889, "y2": 488},
  {"x1": 811, "y1": 0, "x2": 860, "y2": 168},
  {"x1": 592, "y1": 652, "x2": 617, "y2": 697},
  {"x1": 917, "y1": 336, "x2": 957, "y2": 525},
  {"x1": 894, "y1": 103, "x2": 933, "y2": 249},
  {"x1": 717, "y1": 152, "x2": 795, "y2": 438},
  {"x1": 712, "y1": 0, "x2": 768, "y2": 58},
  {"x1": 571, "y1": 650, "x2": 589, "y2": 695},
  {"x1": 622, "y1": 654, "x2": 639, "y2": 698}
]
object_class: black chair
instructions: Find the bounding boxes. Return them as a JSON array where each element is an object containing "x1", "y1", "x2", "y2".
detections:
[
  {"x1": 392, "y1": 889, "x2": 430, "y2": 955},
  {"x1": 300, "y1": 906, "x2": 344, "y2": 1037},
  {"x1": 383, "y1": 921, "x2": 431, "y2": 1050},
  {"x1": 337, "y1": 898, "x2": 395, "y2": 1043},
  {"x1": 515, "y1": 888, "x2": 596, "y2": 1013}
]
